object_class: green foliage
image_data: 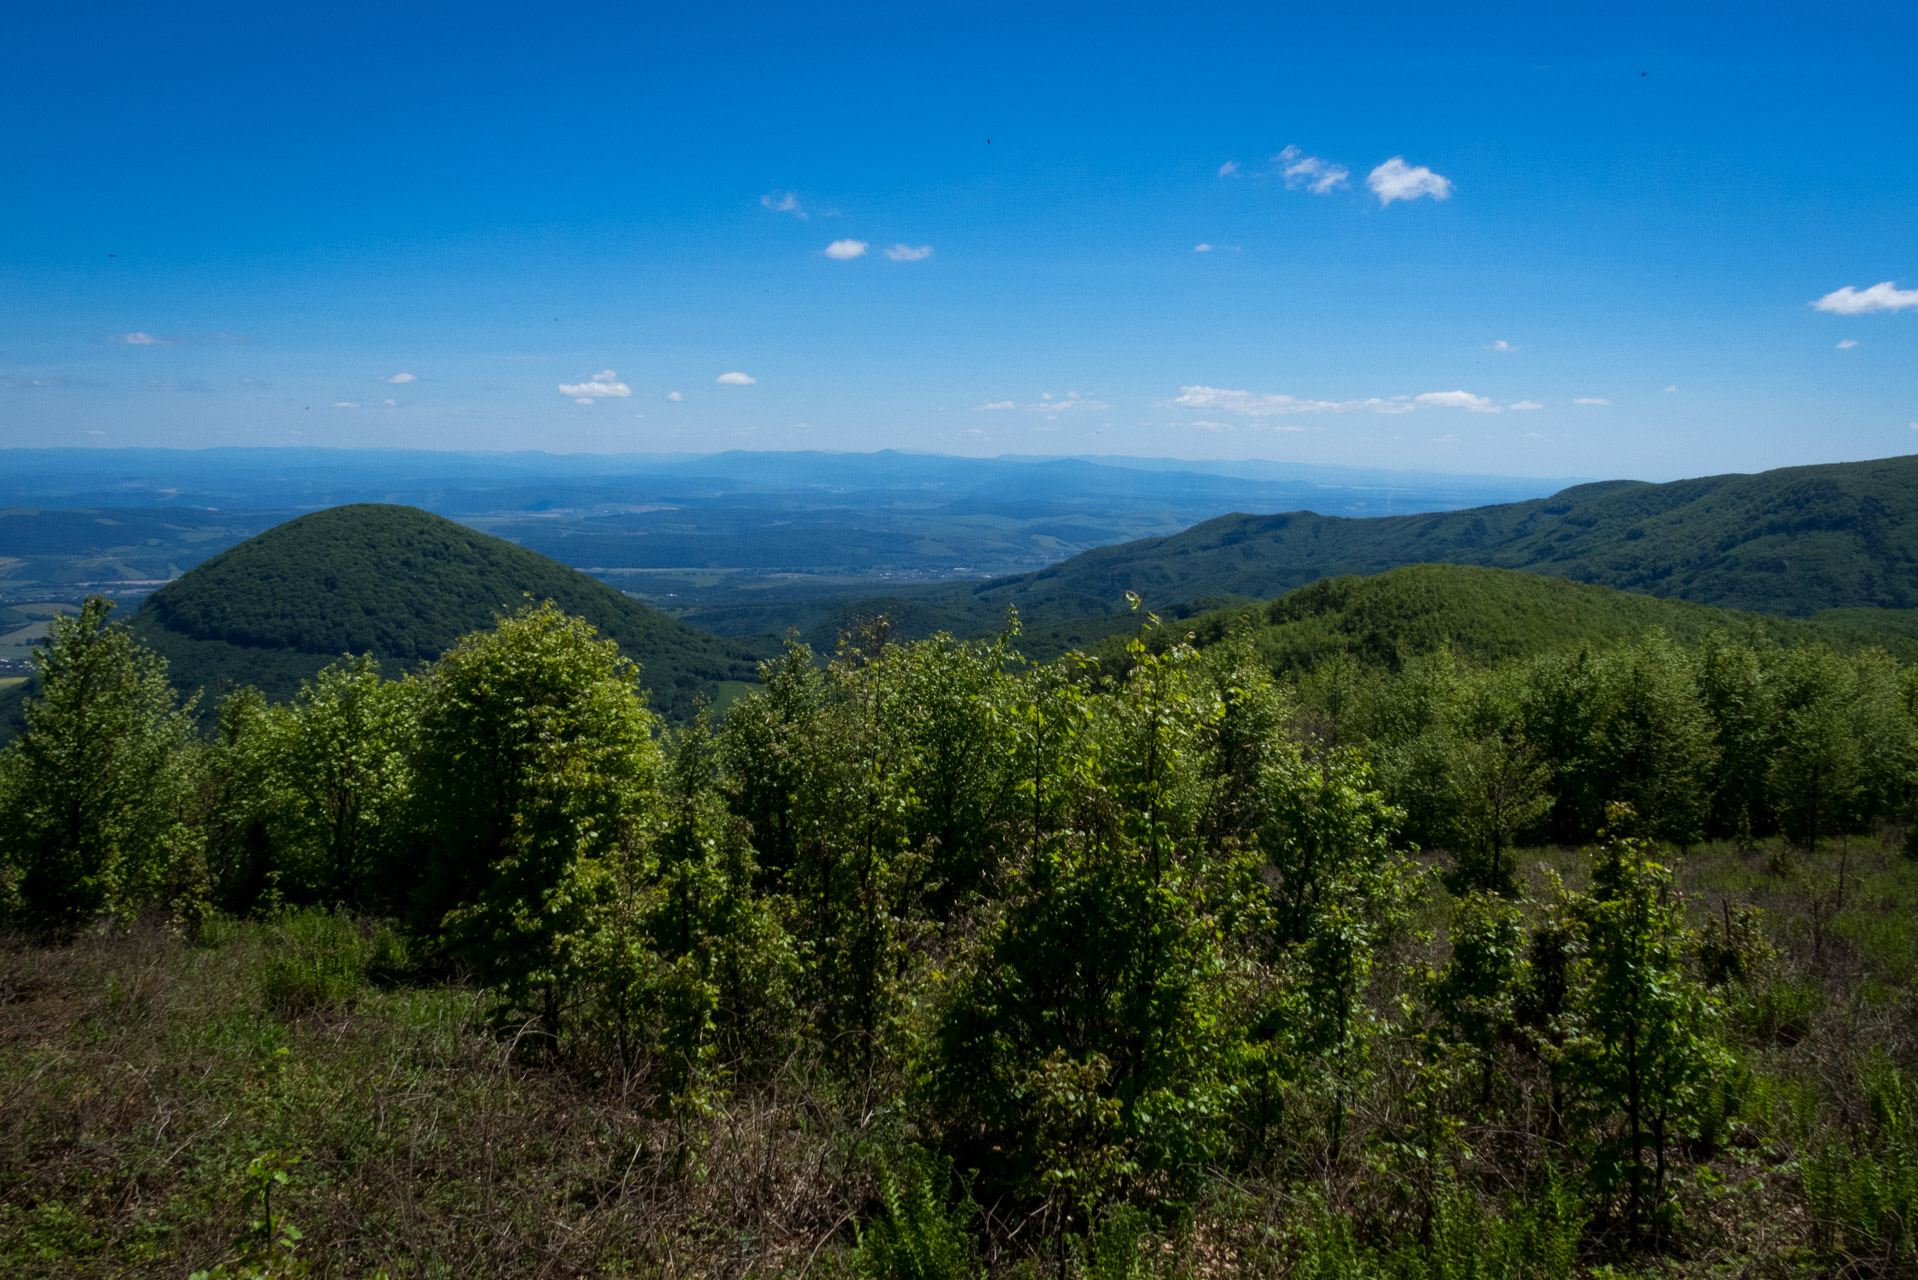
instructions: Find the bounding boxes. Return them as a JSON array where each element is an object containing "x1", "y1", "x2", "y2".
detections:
[
  {"x1": 1290, "y1": 1178, "x2": 1584, "y2": 1280},
  {"x1": 1803, "y1": 1059, "x2": 1918, "y2": 1269},
  {"x1": 408, "y1": 601, "x2": 663, "y2": 1039},
  {"x1": 267, "y1": 654, "x2": 414, "y2": 906},
  {"x1": 0, "y1": 595, "x2": 202, "y2": 931},
  {"x1": 187, "y1": 1152, "x2": 309, "y2": 1280},
  {"x1": 850, "y1": 1147, "x2": 981, "y2": 1280},
  {"x1": 131, "y1": 502, "x2": 765, "y2": 721},
  {"x1": 884, "y1": 455, "x2": 1918, "y2": 643},
  {"x1": 1432, "y1": 891, "x2": 1526, "y2": 1091},
  {"x1": 259, "y1": 908, "x2": 370, "y2": 1015},
  {"x1": 1557, "y1": 806, "x2": 1728, "y2": 1241}
]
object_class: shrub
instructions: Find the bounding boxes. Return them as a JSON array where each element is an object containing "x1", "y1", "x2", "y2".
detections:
[
  {"x1": 1803, "y1": 1061, "x2": 1918, "y2": 1270},
  {"x1": 260, "y1": 909, "x2": 369, "y2": 1015},
  {"x1": 850, "y1": 1147, "x2": 980, "y2": 1280}
]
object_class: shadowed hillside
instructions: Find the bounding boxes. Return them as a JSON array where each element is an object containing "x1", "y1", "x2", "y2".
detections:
[
  {"x1": 684, "y1": 453, "x2": 1918, "y2": 646},
  {"x1": 128, "y1": 504, "x2": 767, "y2": 719},
  {"x1": 1021, "y1": 562, "x2": 1918, "y2": 671}
]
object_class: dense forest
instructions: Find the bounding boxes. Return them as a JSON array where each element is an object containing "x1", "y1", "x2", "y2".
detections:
[
  {"x1": 682, "y1": 453, "x2": 1918, "y2": 647},
  {"x1": 3, "y1": 590, "x2": 1917, "y2": 1278}
]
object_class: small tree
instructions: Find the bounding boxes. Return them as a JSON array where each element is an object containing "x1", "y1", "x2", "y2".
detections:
[
  {"x1": 1432, "y1": 889, "x2": 1527, "y2": 1104},
  {"x1": 1563, "y1": 804, "x2": 1726, "y2": 1244},
  {"x1": 408, "y1": 601, "x2": 662, "y2": 1043},
  {"x1": 274, "y1": 654, "x2": 413, "y2": 906},
  {"x1": 1448, "y1": 727, "x2": 1552, "y2": 897},
  {"x1": 1768, "y1": 691, "x2": 1861, "y2": 855},
  {"x1": 0, "y1": 596, "x2": 198, "y2": 931}
]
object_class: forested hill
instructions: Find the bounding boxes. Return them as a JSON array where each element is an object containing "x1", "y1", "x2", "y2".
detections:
[
  {"x1": 686, "y1": 453, "x2": 1918, "y2": 645},
  {"x1": 128, "y1": 504, "x2": 766, "y2": 719},
  {"x1": 1022, "y1": 562, "x2": 1918, "y2": 671}
]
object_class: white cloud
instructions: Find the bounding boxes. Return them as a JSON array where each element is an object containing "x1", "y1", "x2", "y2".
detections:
[
  {"x1": 1415, "y1": 390, "x2": 1501, "y2": 412},
  {"x1": 112, "y1": 331, "x2": 163, "y2": 345},
  {"x1": 1812, "y1": 281, "x2": 1918, "y2": 314},
  {"x1": 667, "y1": 391, "x2": 683, "y2": 402},
  {"x1": 333, "y1": 401, "x2": 360, "y2": 408},
  {"x1": 1432, "y1": 433, "x2": 1462, "y2": 445},
  {"x1": 1664, "y1": 385, "x2": 1677, "y2": 392},
  {"x1": 1367, "y1": 156, "x2": 1454, "y2": 206},
  {"x1": 1170, "y1": 384, "x2": 1512, "y2": 419},
  {"x1": 1193, "y1": 243, "x2": 1214, "y2": 253},
  {"x1": 1217, "y1": 160, "x2": 1240, "y2": 178},
  {"x1": 144, "y1": 377, "x2": 214, "y2": 393},
  {"x1": 973, "y1": 392, "x2": 1108, "y2": 414},
  {"x1": 1171, "y1": 386, "x2": 1356, "y2": 417},
  {"x1": 715, "y1": 371, "x2": 756, "y2": 385},
  {"x1": 1277, "y1": 145, "x2": 1349, "y2": 194},
  {"x1": 884, "y1": 243, "x2": 933, "y2": 262},
  {"x1": 558, "y1": 370, "x2": 632, "y2": 402},
  {"x1": 1574, "y1": 397, "x2": 1611, "y2": 406},
  {"x1": 1837, "y1": 339, "x2": 1859, "y2": 349},
  {"x1": 1526, "y1": 432, "x2": 1547, "y2": 439},
  {"x1": 824, "y1": 239, "x2": 868, "y2": 260},
  {"x1": 383, "y1": 398, "x2": 397, "y2": 406},
  {"x1": 0, "y1": 375, "x2": 100, "y2": 389},
  {"x1": 1486, "y1": 339, "x2": 1518, "y2": 353},
  {"x1": 1509, "y1": 400, "x2": 1544, "y2": 411},
  {"x1": 761, "y1": 190, "x2": 807, "y2": 219},
  {"x1": 1183, "y1": 420, "x2": 1234, "y2": 431},
  {"x1": 384, "y1": 372, "x2": 416, "y2": 384}
]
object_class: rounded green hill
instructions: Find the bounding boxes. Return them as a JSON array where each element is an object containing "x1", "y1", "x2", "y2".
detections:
[{"x1": 131, "y1": 504, "x2": 764, "y2": 719}]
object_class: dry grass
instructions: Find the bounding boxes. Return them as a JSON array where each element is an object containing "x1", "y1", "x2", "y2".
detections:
[{"x1": 0, "y1": 921, "x2": 867, "y2": 1278}]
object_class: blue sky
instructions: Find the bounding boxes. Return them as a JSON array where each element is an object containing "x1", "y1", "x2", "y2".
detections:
[{"x1": 2, "y1": 0, "x2": 1913, "y2": 480}]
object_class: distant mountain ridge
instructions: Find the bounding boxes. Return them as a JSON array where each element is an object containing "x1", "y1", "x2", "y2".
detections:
[
  {"x1": 684, "y1": 453, "x2": 1918, "y2": 645},
  {"x1": 129, "y1": 504, "x2": 766, "y2": 720}
]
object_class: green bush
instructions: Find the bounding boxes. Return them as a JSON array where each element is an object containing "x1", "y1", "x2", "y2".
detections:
[
  {"x1": 1291, "y1": 1178, "x2": 1583, "y2": 1280},
  {"x1": 1803, "y1": 1061, "x2": 1918, "y2": 1269},
  {"x1": 260, "y1": 909, "x2": 369, "y2": 1015},
  {"x1": 850, "y1": 1147, "x2": 980, "y2": 1280}
]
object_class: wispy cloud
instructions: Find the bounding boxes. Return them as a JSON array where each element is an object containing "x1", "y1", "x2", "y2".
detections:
[
  {"x1": 667, "y1": 391, "x2": 683, "y2": 402},
  {"x1": 1, "y1": 375, "x2": 103, "y2": 389},
  {"x1": 761, "y1": 190, "x2": 808, "y2": 219},
  {"x1": 558, "y1": 370, "x2": 632, "y2": 403},
  {"x1": 1415, "y1": 390, "x2": 1500, "y2": 412},
  {"x1": 973, "y1": 391, "x2": 1109, "y2": 415},
  {"x1": 383, "y1": 398, "x2": 396, "y2": 406},
  {"x1": 1171, "y1": 384, "x2": 1513, "y2": 420},
  {"x1": 1836, "y1": 339, "x2": 1859, "y2": 349},
  {"x1": 104, "y1": 331, "x2": 247, "y2": 346},
  {"x1": 1812, "y1": 281, "x2": 1918, "y2": 314},
  {"x1": 1367, "y1": 157, "x2": 1454, "y2": 205},
  {"x1": 883, "y1": 243, "x2": 933, "y2": 262},
  {"x1": 1277, "y1": 145, "x2": 1349, "y2": 194},
  {"x1": 1193, "y1": 243, "x2": 1214, "y2": 253},
  {"x1": 1663, "y1": 386, "x2": 1677, "y2": 392},
  {"x1": 384, "y1": 372, "x2": 417, "y2": 384},
  {"x1": 333, "y1": 401, "x2": 360, "y2": 409},
  {"x1": 1509, "y1": 400, "x2": 1544, "y2": 411},
  {"x1": 1486, "y1": 339, "x2": 1518, "y2": 353},
  {"x1": 824, "y1": 239, "x2": 868, "y2": 260},
  {"x1": 1217, "y1": 160, "x2": 1240, "y2": 178},
  {"x1": 715, "y1": 371, "x2": 756, "y2": 385},
  {"x1": 144, "y1": 377, "x2": 214, "y2": 393},
  {"x1": 1573, "y1": 397, "x2": 1611, "y2": 406}
]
